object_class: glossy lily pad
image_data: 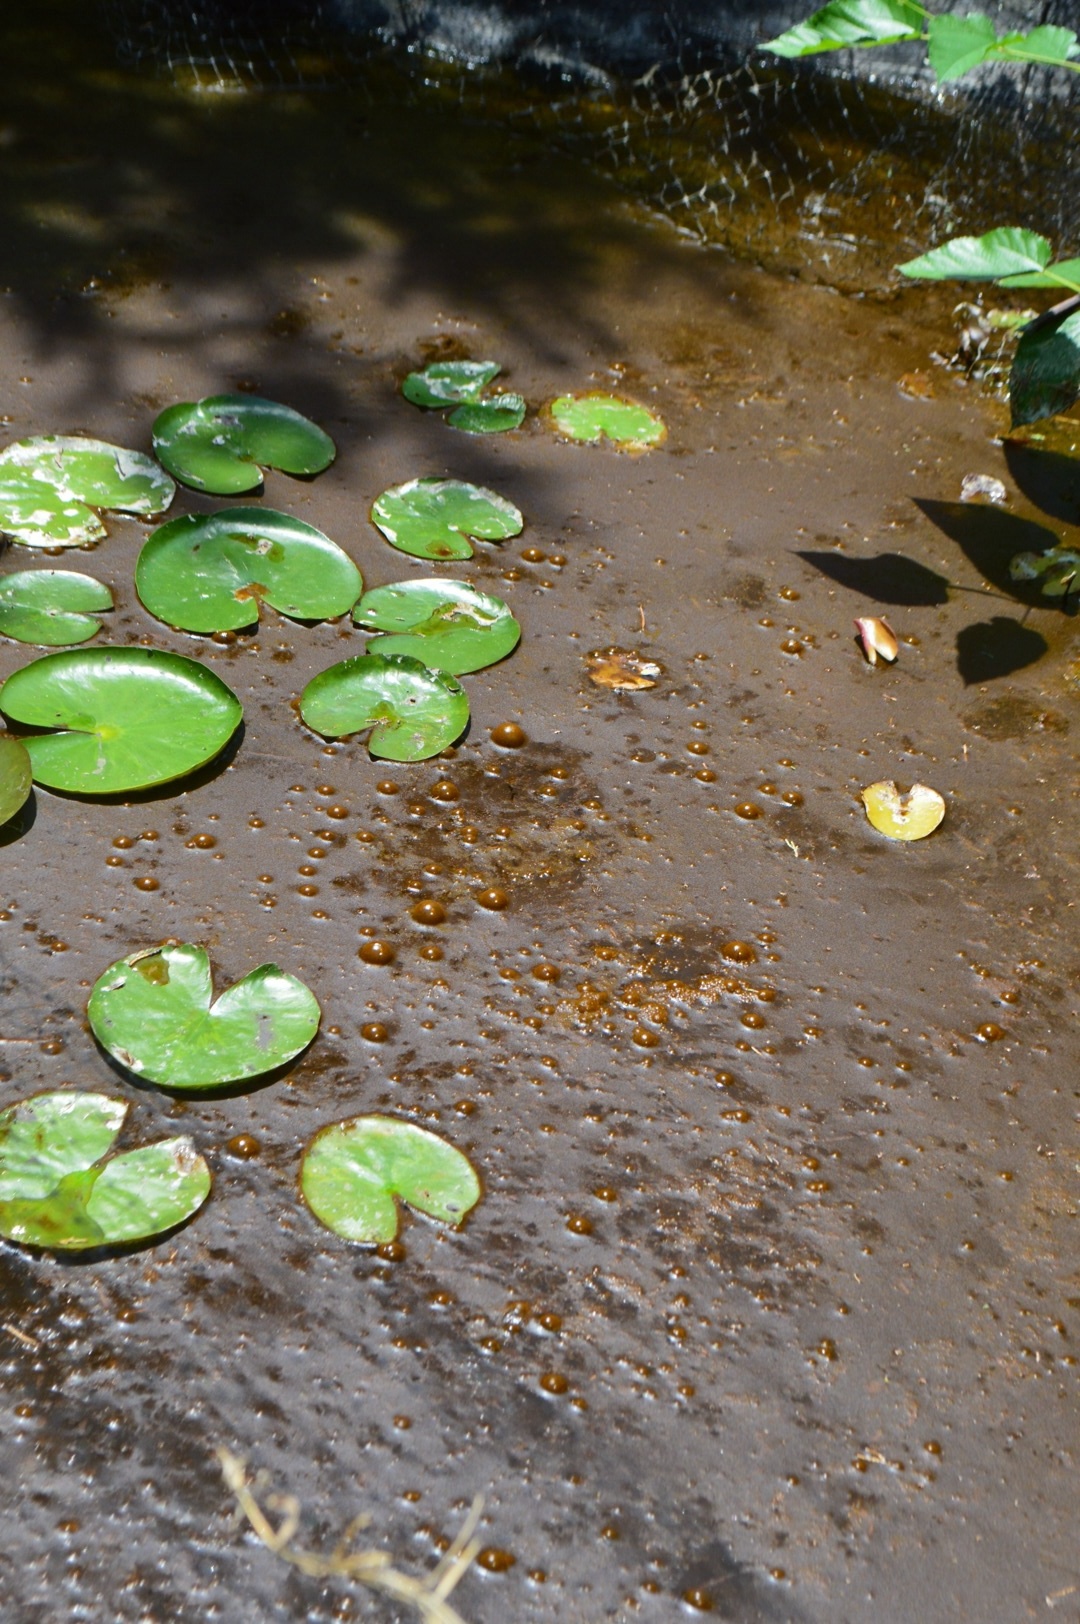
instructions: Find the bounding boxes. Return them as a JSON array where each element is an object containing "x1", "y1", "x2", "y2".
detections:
[
  {"x1": 88, "y1": 942, "x2": 321, "y2": 1091},
  {"x1": 402, "y1": 360, "x2": 501, "y2": 409},
  {"x1": 136, "y1": 508, "x2": 362, "y2": 634},
  {"x1": 448, "y1": 394, "x2": 526, "y2": 435},
  {"x1": 0, "y1": 1091, "x2": 210, "y2": 1250},
  {"x1": 0, "y1": 647, "x2": 243, "y2": 794},
  {"x1": 0, "y1": 436, "x2": 175, "y2": 548},
  {"x1": 300, "y1": 651, "x2": 470, "y2": 762},
  {"x1": 301, "y1": 1114, "x2": 481, "y2": 1244},
  {"x1": 861, "y1": 781, "x2": 946, "y2": 841},
  {"x1": 0, "y1": 735, "x2": 32, "y2": 825},
  {"x1": 0, "y1": 570, "x2": 113, "y2": 645},
  {"x1": 547, "y1": 392, "x2": 666, "y2": 450},
  {"x1": 371, "y1": 478, "x2": 523, "y2": 562},
  {"x1": 152, "y1": 394, "x2": 336, "y2": 495},
  {"x1": 353, "y1": 578, "x2": 520, "y2": 674}
]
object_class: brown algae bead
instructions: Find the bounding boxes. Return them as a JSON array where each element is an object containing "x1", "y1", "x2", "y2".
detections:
[
  {"x1": 358, "y1": 940, "x2": 396, "y2": 965},
  {"x1": 376, "y1": 780, "x2": 400, "y2": 795},
  {"x1": 360, "y1": 1022, "x2": 389, "y2": 1043},
  {"x1": 694, "y1": 768, "x2": 717, "y2": 782},
  {"x1": 476, "y1": 1548, "x2": 517, "y2": 1573},
  {"x1": 566, "y1": 1213, "x2": 593, "y2": 1235},
  {"x1": 134, "y1": 877, "x2": 160, "y2": 892},
  {"x1": 734, "y1": 802, "x2": 762, "y2": 819},
  {"x1": 632, "y1": 1027, "x2": 660, "y2": 1048},
  {"x1": 429, "y1": 780, "x2": 459, "y2": 802},
  {"x1": 419, "y1": 943, "x2": 444, "y2": 961},
  {"x1": 410, "y1": 898, "x2": 447, "y2": 925},
  {"x1": 539, "y1": 1372, "x2": 569, "y2": 1395},
  {"x1": 721, "y1": 940, "x2": 757, "y2": 964},
  {"x1": 531, "y1": 962, "x2": 560, "y2": 983},
  {"x1": 226, "y1": 1134, "x2": 261, "y2": 1159},
  {"x1": 490, "y1": 722, "x2": 527, "y2": 748},
  {"x1": 476, "y1": 887, "x2": 509, "y2": 911}
]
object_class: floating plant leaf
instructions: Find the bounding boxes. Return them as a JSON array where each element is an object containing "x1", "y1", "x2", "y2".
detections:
[
  {"x1": 1009, "y1": 547, "x2": 1080, "y2": 598},
  {"x1": 300, "y1": 651, "x2": 469, "y2": 762},
  {"x1": 402, "y1": 360, "x2": 501, "y2": 409},
  {"x1": 547, "y1": 393, "x2": 666, "y2": 450},
  {"x1": 0, "y1": 735, "x2": 32, "y2": 826},
  {"x1": 0, "y1": 647, "x2": 242, "y2": 794},
  {"x1": 370, "y1": 478, "x2": 523, "y2": 562},
  {"x1": 1009, "y1": 306, "x2": 1080, "y2": 428},
  {"x1": 0, "y1": 436, "x2": 175, "y2": 548},
  {"x1": 152, "y1": 395, "x2": 336, "y2": 495},
  {"x1": 136, "y1": 508, "x2": 362, "y2": 633},
  {"x1": 447, "y1": 394, "x2": 526, "y2": 435},
  {"x1": 0, "y1": 570, "x2": 113, "y2": 645},
  {"x1": 0, "y1": 1091, "x2": 210, "y2": 1250},
  {"x1": 861, "y1": 781, "x2": 946, "y2": 841},
  {"x1": 88, "y1": 943, "x2": 321, "y2": 1091},
  {"x1": 301, "y1": 1115, "x2": 480, "y2": 1244},
  {"x1": 353, "y1": 578, "x2": 520, "y2": 674}
]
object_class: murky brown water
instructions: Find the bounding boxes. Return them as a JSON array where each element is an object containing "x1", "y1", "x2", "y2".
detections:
[{"x1": 1, "y1": 4, "x2": 1078, "y2": 1621}]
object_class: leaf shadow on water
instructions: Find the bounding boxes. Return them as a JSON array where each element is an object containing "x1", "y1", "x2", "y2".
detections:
[
  {"x1": 90, "y1": 1037, "x2": 313, "y2": 1101},
  {"x1": 795, "y1": 550, "x2": 951, "y2": 605},
  {"x1": 954, "y1": 616, "x2": 1050, "y2": 686},
  {"x1": 0, "y1": 791, "x2": 36, "y2": 845},
  {"x1": 0, "y1": 721, "x2": 246, "y2": 804},
  {"x1": 913, "y1": 500, "x2": 1068, "y2": 612},
  {"x1": 1002, "y1": 439, "x2": 1080, "y2": 525}
]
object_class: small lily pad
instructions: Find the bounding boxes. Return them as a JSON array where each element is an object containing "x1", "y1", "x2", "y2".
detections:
[
  {"x1": 402, "y1": 360, "x2": 501, "y2": 409},
  {"x1": 0, "y1": 570, "x2": 113, "y2": 645},
  {"x1": 152, "y1": 394, "x2": 336, "y2": 495},
  {"x1": 861, "y1": 781, "x2": 946, "y2": 841},
  {"x1": 136, "y1": 508, "x2": 362, "y2": 633},
  {"x1": 353, "y1": 578, "x2": 520, "y2": 674},
  {"x1": 300, "y1": 651, "x2": 469, "y2": 762},
  {"x1": 0, "y1": 436, "x2": 175, "y2": 548},
  {"x1": 0, "y1": 735, "x2": 32, "y2": 826},
  {"x1": 0, "y1": 647, "x2": 243, "y2": 794},
  {"x1": 0, "y1": 1091, "x2": 210, "y2": 1250},
  {"x1": 547, "y1": 393, "x2": 666, "y2": 450},
  {"x1": 88, "y1": 942, "x2": 321, "y2": 1091},
  {"x1": 301, "y1": 1114, "x2": 481, "y2": 1244},
  {"x1": 371, "y1": 478, "x2": 523, "y2": 562},
  {"x1": 1009, "y1": 547, "x2": 1080, "y2": 598},
  {"x1": 447, "y1": 394, "x2": 526, "y2": 435}
]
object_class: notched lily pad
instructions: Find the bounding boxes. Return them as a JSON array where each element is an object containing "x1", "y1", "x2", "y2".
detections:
[
  {"x1": 547, "y1": 393, "x2": 666, "y2": 450},
  {"x1": 402, "y1": 361, "x2": 525, "y2": 435},
  {"x1": 152, "y1": 394, "x2": 336, "y2": 495},
  {"x1": 88, "y1": 942, "x2": 321, "y2": 1091},
  {"x1": 0, "y1": 570, "x2": 113, "y2": 645},
  {"x1": 371, "y1": 478, "x2": 523, "y2": 562},
  {"x1": 0, "y1": 735, "x2": 32, "y2": 826},
  {"x1": 0, "y1": 647, "x2": 243, "y2": 794},
  {"x1": 861, "y1": 781, "x2": 946, "y2": 841},
  {"x1": 448, "y1": 394, "x2": 526, "y2": 434},
  {"x1": 353, "y1": 578, "x2": 520, "y2": 674},
  {"x1": 0, "y1": 436, "x2": 175, "y2": 548},
  {"x1": 1009, "y1": 547, "x2": 1080, "y2": 598},
  {"x1": 300, "y1": 651, "x2": 470, "y2": 762},
  {"x1": 136, "y1": 508, "x2": 362, "y2": 633},
  {"x1": 0, "y1": 1091, "x2": 210, "y2": 1250},
  {"x1": 301, "y1": 1114, "x2": 481, "y2": 1244}
]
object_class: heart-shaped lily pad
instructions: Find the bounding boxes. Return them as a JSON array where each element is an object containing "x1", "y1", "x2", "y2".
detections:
[
  {"x1": 0, "y1": 735, "x2": 32, "y2": 826},
  {"x1": 371, "y1": 478, "x2": 523, "y2": 562},
  {"x1": 0, "y1": 1091, "x2": 210, "y2": 1250},
  {"x1": 0, "y1": 647, "x2": 243, "y2": 794},
  {"x1": 861, "y1": 781, "x2": 946, "y2": 841},
  {"x1": 0, "y1": 436, "x2": 176, "y2": 548},
  {"x1": 301, "y1": 1114, "x2": 481, "y2": 1244},
  {"x1": 353, "y1": 578, "x2": 520, "y2": 674},
  {"x1": 88, "y1": 942, "x2": 321, "y2": 1090},
  {"x1": 136, "y1": 508, "x2": 362, "y2": 633},
  {"x1": 0, "y1": 569, "x2": 113, "y2": 645},
  {"x1": 1009, "y1": 547, "x2": 1080, "y2": 598},
  {"x1": 152, "y1": 395, "x2": 336, "y2": 495},
  {"x1": 448, "y1": 394, "x2": 526, "y2": 434},
  {"x1": 300, "y1": 651, "x2": 469, "y2": 762},
  {"x1": 547, "y1": 392, "x2": 666, "y2": 450},
  {"x1": 402, "y1": 360, "x2": 501, "y2": 409}
]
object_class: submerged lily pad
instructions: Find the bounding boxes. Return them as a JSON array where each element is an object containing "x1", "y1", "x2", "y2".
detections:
[
  {"x1": 402, "y1": 360, "x2": 501, "y2": 409},
  {"x1": 300, "y1": 651, "x2": 470, "y2": 762},
  {"x1": 0, "y1": 647, "x2": 242, "y2": 794},
  {"x1": 0, "y1": 1091, "x2": 210, "y2": 1250},
  {"x1": 0, "y1": 570, "x2": 113, "y2": 645},
  {"x1": 0, "y1": 735, "x2": 32, "y2": 826},
  {"x1": 88, "y1": 942, "x2": 321, "y2": 1091},
  {"x1": 371, "y1": 478, "x2": 523, "y2": 562},
  {"x1": 1010, "y1": 547, "x2": 1080, "y2": 598},
  {"x1": 353, "y1": 578, "x2": 520, "y2": 674},
  {"x1": 0, "y1": 436, "x2": 175, "y2": 548},
  {"x1": 152, "y1": 395, "x2": 336, "y2": 495},
  {"x1": 136, "y1": 508, "x2": 362, "y2": 633},
  {"x1": 547, "y1": 392, "x2": 666, "y2": 450},
  {"x1": 301, "y1": 1114, "x2": 481, "y2": 1244},
  {"x1": 861, "y1": 781, "x2": 946, "y2": 841},
  {"x1": 448, "y1": 394, "x2": 526, "y2": 435}
]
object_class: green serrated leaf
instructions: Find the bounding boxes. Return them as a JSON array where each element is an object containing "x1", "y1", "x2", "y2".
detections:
[
  {"x1": 300, "y1": 651, "x2": 470, "y2": 762},
  {"x1": 0, "y1": 735, "x2": 33, "y2": 826},
  {"x1": 152, "y1": 395, "x2": 335, "y2": 495},
  {"x1": 0, "y1": 570, "x2": 113, "y2": 645},
  {"x1": 371, "y1": 478, "x2": 523, "y2": 562},
  {"x1": 998, "y1": 259, "x2": 1080, "y2": 292},
  {"x1": 402, "y1": 361, "x2": 501, "y2": 409},
  {"x1": 1010, "y1": 306, "x2": 1080, "y2": 428},
  {"x1": 301, "y1": 1115, "x2": 481, "y2": 1244},
  {"x1": 354, "y1": 577, "x2": 520, "y2": 674},
  {"x1": 761, "y1": 0, "x2": 921, "y2": 58},
  {"x1": 926, "y1": 12, "x2": 996, "y2": 80},
  {"x1": 993, "y1": 24, "x2": 1079, "y2": 67},
  {"x1": 898, "y1": 227, "x2": 1053, "y2": 282},
  {"x1": 88, "y1": 942, "x2": 321, "y2": 1090}
]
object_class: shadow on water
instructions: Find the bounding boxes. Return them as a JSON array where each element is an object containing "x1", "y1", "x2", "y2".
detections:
[
  {"x1": 1003, "y1": 439, "x2": 1080, "y2": 525},
  {"x1": 955, "y1": 615, "x2": 1050, "y2": 686},
  {"x1": 913, "y1": 499, "x2": 1068, "y2": 612},
  {"x1": 795, "y1": 549, "x2": 951, "y2": 606}
]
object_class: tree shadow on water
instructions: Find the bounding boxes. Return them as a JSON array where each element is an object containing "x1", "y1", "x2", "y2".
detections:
[{"x1": 795, "y1": 550, "x2": 951, "y2": 605}]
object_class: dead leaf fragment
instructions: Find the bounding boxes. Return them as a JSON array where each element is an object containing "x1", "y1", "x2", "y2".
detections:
[
  {"x1": 898, "y1": 371, "x2": 935, "y2": 401},
  {"x1": 585, "y1": 647, "x2": 663, "y2": 691},
  {"x1": 854, "y1": 616, "x2": 898, "y2": 665},
  {"x1": 960, "y1": 473, "x2": 1006, "y2": 504},
  {"x1": 861, "y1": 781, "x2": 945, "y2": 841}
]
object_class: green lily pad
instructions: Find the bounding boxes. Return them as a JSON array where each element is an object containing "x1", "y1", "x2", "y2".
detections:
[
  {"x1": 402, "y1": 360, "x2": 501, "y2": 409},
  {"x1": 300, "y1": 651, "x2": 470, "y2": 762},
  {"x1": 448, "y1": 394, "x2": 526, "y2": 434},
  {"x1": 88, "y1": 942, "x2": 321, "y2": 1091},
  {"x1": 0, "y1": 1091, "x2": 210, "y2": 1250},
  {"x1": 1009, "y1": 547, "x2": 1080, "y2": 598},
  {"x1": 0, "y1": 436, "x2": 175, "y2": 549},
  {"x1": 0, "y1": 647, "x2": 243, "y2": 794},
  {"x1": 0, "y1": 570, "x2": 113, "y2": 645},
  {"x1": 547, "y1": 392, "x2": 666, "y2": 450},
  {"x1": 136, "y1": 508, "x2": 362, "y2": 634},
  {"x1": 371, "y1": 478, "x2": 523, "y2": 562},
  {"x1": 0, "y1": 735, "x2": 32, "y2": 826},
  {"x1": 354, "y1": 578, "x2": 520, "y2": 674},
  {"x1": 152, "y1": 394, "x2": 336, "y2": 495},
  {"x1": 301, "y1": 1114, "x2": 481, "y2": 1244}
]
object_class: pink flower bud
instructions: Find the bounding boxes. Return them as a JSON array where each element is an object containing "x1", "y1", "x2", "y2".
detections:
[{"x1": 854, "y1": 616, "x2": 899, "y2": 665}]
